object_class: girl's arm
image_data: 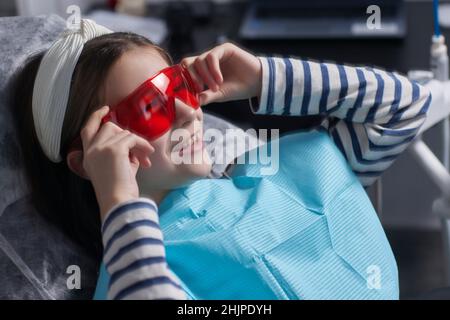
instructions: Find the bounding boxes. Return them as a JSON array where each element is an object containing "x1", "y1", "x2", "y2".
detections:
[
  {"x1": 101, "y1": 197, "x2": 186, "y2": 300},
  {"x1": 249, "y1": 57, "x2": 432, "y2": 187},
  {"x1": 78, "y1": 107, "x2": 186, "y2": 300}
]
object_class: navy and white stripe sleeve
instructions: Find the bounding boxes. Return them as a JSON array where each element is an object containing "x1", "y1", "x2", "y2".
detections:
[
  {"x1": 101, "y1": 198, "x2": 186, "y2": 300},
  {"x1": 250, "y1": 57, "x2": 432, "y2": 187}
]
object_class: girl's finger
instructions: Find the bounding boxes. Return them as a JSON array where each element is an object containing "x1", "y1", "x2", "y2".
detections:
[
  {"x1": 188, "y1": 66, "x2": 205, "y2": 93},
  {"x1": 129, "y1": 153, "x2": 141, "y2": 168},
  {"x1": 80, "y1": 106, "x2": 110, "y2": 150},
  {"x1": 199, "y1": 88, "x2": 226, "y2": 106},
  {"x1": 91, "y1": 121, "x2": 124, "y2": 146},
  {"x1": 104, "y1": 129, "x2": 132, "y2": 145},
  {"x1": 194, "y1": 57, "x2": 219, "y2": 92},
  {"x1": 181, "y1": 57, "x2": 205, "y2": 92},
  {"x1": 206, "y1": 50, "x2": 224, "y2": 85},
  {"x1": 107, "y1": 130, "x2": 155, "y2": 156},
  {"x1": 180, "y1": 56, "x2": 195, "y2": 68},
  {"x1": 118, "y1": 134, "x2": 154, "y2": 168}
]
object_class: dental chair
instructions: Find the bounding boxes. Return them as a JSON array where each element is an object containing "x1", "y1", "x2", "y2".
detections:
[
  {"x1": 2, "y1": 14, "x2": 450, "y2": 300},
  {"x1": 0, "y1": 14, "x2": 262, "y2": 299}
]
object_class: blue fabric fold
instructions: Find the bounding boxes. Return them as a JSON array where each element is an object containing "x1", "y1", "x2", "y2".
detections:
[{"x1": 94, "y1": 130, "x2": 398, "y2": 300}]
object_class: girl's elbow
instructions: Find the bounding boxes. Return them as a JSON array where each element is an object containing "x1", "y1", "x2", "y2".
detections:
[{"x1": 416, "y1": 84, "x2": 433, "y2": 115}]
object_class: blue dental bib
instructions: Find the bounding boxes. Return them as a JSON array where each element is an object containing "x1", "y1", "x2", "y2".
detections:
[{"x1": 94, "y1": 130, "x2": 399, "y2": 300}]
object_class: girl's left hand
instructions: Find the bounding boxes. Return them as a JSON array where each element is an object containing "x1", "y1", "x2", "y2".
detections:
[{"x1": 181, "y1": 42, "x2": 262, "y2": 106}]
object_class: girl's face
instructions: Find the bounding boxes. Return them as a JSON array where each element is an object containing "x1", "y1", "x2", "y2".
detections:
[{"x1": 102, "y1": 46, "x2": 212, "y2": 198}]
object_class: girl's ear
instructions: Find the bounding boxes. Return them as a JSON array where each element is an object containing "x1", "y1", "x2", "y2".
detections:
[{"x1": 66, "y1": 150, "x2": 90, "y2": 180}]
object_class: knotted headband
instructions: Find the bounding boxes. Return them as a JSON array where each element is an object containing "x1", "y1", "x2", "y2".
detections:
[{"x1": 32, "y1": 19, "x2": 112, "y2": 162}]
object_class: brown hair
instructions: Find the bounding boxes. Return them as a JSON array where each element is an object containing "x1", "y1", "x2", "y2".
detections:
[{"x1": 12, "y1": 32, "x2": 172, "y2": 259}]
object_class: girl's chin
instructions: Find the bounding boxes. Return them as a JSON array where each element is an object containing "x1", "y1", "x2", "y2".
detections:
[{"x1": 182, "y1": 163, "x2": 212, "y2": 178}]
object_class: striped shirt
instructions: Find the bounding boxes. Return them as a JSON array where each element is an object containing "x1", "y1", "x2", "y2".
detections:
[
  {"x1": 101, "y1": 56, "x2": 432, "y2": 300},
  {"x1": 252, "y1": 57, "x2": 432, "y2": 187},
  {"x1": 101, "y1": 198, "x2": 186, "y2": 300}
]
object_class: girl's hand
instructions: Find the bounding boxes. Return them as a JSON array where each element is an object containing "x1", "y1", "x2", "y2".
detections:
[
  {"x1": 181, "y1": 42, "x2": 262, "y2": 106},
  {"x1": 80, "y1": 106, "x2": 155, "y2": 220}
]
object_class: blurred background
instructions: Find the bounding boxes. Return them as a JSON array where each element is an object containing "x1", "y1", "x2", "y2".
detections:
[{"x1": 1, "y1": 0, "x2": 450, "y2": 299}]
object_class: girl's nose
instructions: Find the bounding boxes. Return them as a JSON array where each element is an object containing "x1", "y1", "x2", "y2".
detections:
[{"x1": 173, "y1": 99, "x2": 198, "y2": 128}]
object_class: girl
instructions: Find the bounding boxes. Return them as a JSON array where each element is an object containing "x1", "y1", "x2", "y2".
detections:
[{"x1": 13, "y1": 20, "x2": 431, "y2": 300}]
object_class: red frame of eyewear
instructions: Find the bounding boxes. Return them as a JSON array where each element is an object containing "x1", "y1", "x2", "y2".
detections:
[{"x1": 68, "y1": 64, "x2": 200, "y2": 153}]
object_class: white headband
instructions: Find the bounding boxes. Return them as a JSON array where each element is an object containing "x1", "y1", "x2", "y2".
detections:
[{"x1": 32, "y1": 19, "x2": 112, "y2": 162}]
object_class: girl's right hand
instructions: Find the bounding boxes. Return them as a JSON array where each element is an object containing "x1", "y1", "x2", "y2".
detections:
[
  {"x1": 181, "y1": 42, "x2": 262, "y2": 106},
  {"x1": 80, "y1": 106, "x2": 155, "y2": 220}
]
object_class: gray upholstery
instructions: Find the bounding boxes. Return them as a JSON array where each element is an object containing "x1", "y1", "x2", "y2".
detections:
[
  {"x1": 0, "y1": 14, "x2": 259, "y2": 299},
  {"x1": 0, "y1": 14, "x2": 65, "y2": 222},
  {"x1": 0, "y1": 14, "x2": 96, "y2": 300},
  {"x1": 0, "y1": 196, "x2": 99, "y2": 299}
]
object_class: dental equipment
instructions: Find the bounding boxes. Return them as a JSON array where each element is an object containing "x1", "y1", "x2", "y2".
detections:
[{"x1": 407, "y1": 0, "x2": 450, "y2": 285}]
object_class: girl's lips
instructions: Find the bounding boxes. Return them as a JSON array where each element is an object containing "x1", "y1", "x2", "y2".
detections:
[
  {"x1": 179, "y1": 133, "x2": 204, "y2": 156},
  {"x1": 171, "y1": 130, "x2": 201, "y2": 152}
]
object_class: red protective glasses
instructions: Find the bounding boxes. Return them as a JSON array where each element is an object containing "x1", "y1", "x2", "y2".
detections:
[{"x1": 69, "y1": 64, "x2": 200, "y2": 152}]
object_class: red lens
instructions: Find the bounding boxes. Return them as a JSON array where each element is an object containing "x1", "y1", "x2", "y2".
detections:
[
  {"x1": 154, "y1": 64, "x2": 200, "y2": 109},
  {"x1": 106, "y1": 82, "x2": 175, "y2": 141},
  {"x1": 105, "y1": 64, "x2": 199, "y2": 141}
]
